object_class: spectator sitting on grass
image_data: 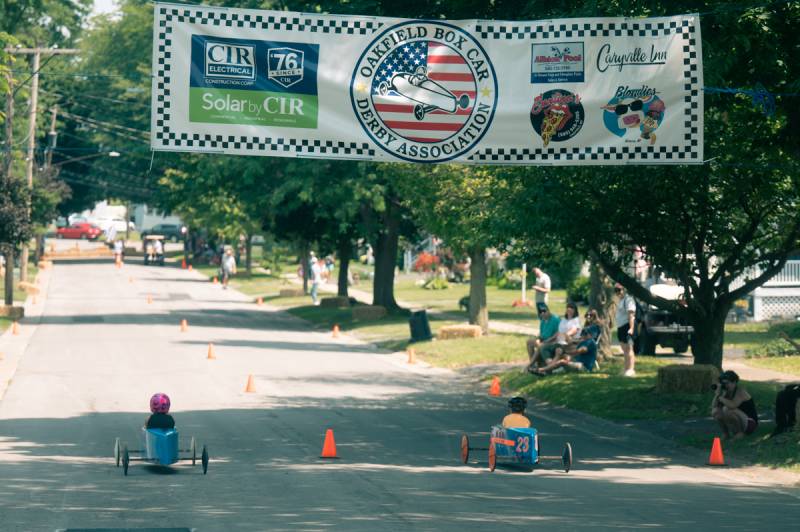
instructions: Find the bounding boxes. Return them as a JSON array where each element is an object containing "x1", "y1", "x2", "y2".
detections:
[
  {"x1": 526, "y1": 303, "x2": 560, "y2": 372},
  {"x1": 531, "y1": 327, "x2": 597, "y2": 375},
  {"x1": 537, "y1": 302, "x2": 581, "y2": 363},
  {"x1": 712, "y1": 370, "x2": 758, "y2": 440}
]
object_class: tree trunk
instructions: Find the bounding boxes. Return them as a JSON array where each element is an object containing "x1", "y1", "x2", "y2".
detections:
[
  {"x1": 299, "y1": 242, "x2": 309, "y2": 294},
  {"x1": 337, "y1": 238, "x2": 351, "y2": 297},
  {"x1": 245, "y1": 233, "x2": 252, "y2": 276},
  {"x1": 4, "y1": 248, "x2": 14, "y2": 306},
  {"x1": 690, "y1": 307, "x2": 730, "y2": 369},
  {"x1": 468, "y1": 246, "x2": 489, "y2": 334},
  {"x1": 589, "y1": 261, "x2": 616, "y2": 358},
  {"x1": 372, "y1": 204, "x2": 400, "y2": 310}
]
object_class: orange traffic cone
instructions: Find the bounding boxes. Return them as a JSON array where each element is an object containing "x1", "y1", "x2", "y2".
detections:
[
  {"x1": 320, "y1": 428, "x2": 338, "y2": 459},
  {"x1": 207, "y1": 343, "x2": 216, "y2": 360},
  {"x1": 407, "y1": 346, "x2": 416, "y2": 364},
  {"x1": 180, "y1": 319, "x2": 188, "y2": 332},
  {"x1": 489, "y1": 376, "x2": 501, "y2": 397},
  {"x1": 244, "y1": 374, "x2": 256, "y2": 393},
  {"x1": 12, "y1": 321, "x2": 20, "y2": 335},
  {"x1": 332, "y1": 324, "x2": 340, "y2": 338},
  {"x1": 256, "y1": 297, "x2": 263, "y2": 306},
  {"x1": 181, "y1": 258, "x2": 187, "y2": 269},
  {"x1": 188, "y1": 265, "x2": 193, "y2": 271},
  {"x1": 146, "y1": 295, "x2": 152, "y2": 304},
  {"x1": 708, "y1": 437, "x2": 726, "y2": 466},
  {"x1": 212, "y1": 276, "x2": 218, "y2": 284}
]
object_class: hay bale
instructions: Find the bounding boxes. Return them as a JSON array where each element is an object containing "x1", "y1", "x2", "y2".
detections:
[
  {"x1": 438, "y1": 324, "x2": 483, "y2": 340},
  {"x1": 352, "y1": 305, "x2": 387, "y2": 320},
  {"x1": 656, "y1": 364, "x2": 719, "y2": 394},
  {"x1": 17, "y1": 282, "x2": 40, "y2": 295},
  {"x1": 0, "y1": 305, "x2": 24, "y2": 319},
  {"x1": 320, "y1": 296, "x2": 352, "y2": 308},
  {"x1": 279, "y1": 288, "x2": 305, "y2": 297}
]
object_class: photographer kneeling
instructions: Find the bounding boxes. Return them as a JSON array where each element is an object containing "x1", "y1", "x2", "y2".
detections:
[{"x1": 711, "y1": 370, "x2": 758, "y2": 440}]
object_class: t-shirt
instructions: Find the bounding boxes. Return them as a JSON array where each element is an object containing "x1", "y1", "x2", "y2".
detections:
[
  {"x1": 557, "y1": 316, "x2": 581, "y2": 344},
  {"x1": 615, "y1": 295, "x2": 636, "y2": 328},
  {"x1": 584, "y1": 324, "x2": 601, "y2": 341},
  {"x1": 572, "y1": 339, "x2": 597, "y2": 371},
  {"x1": 539, "y1": 315, "x2": 560, "y2": 341},
  {"x1": 311, "y1": 262, "x2": 323, "y2": 283},
  {"x1": 502, "y1": 413, "x2": 532, "y2": 428},
  {"x1": 222, "y1": 254, "x2": 236, "y2": 273},
  {"x1": 535, "y1": 272, "x2": 551, "y2": 303}
]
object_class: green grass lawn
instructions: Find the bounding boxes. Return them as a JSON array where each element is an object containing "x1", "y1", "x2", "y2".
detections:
[
  {"x1": 413, "y1": 333, "x2": 528, "y2": 368},
  {"x1": 0, "y1": 316, "x2": 10, "y2": 334},
  {"x1": 724, "y1": 322, "x2": 771, "y2": 351},
  {"x1": 744, "y1": 356, "x2": 800, "y2": 376}
]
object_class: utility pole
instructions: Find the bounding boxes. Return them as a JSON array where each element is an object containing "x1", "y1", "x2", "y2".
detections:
[
  {"x1": 4, "y1": 47, "x2": 78, "y2": 281},
  {"x1": 3, "y1": 70, "x2": 15, "y2": 306}
]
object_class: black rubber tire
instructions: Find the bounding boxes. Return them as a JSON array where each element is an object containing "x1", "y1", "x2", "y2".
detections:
[
  {"x1": 114, "y1": 438, "x2": 120, "y2": 467},
  {"x1": 414, "y1": 105, "x2": 425, "y2": 121},
  {"x1": 80, "y1": 234, "x2": 87, "y2": 240},
  {"x1": 488, "y1": 442, "x2": 496, "y2": 472},
  {"x1": 562, "y1": 442, "x2": 573, "y2": 473},
  {"x1": 56, "y1": 233, "x2": 63, "y2": 239},
  {"x1": 460, "y1": 434, "x2": 470, "y2": 464},
  {"x1": 639, "y1": 329, "x2": 657, "y2": 356},
  {"x1": 122, "y1": 446, "x2": 129, "y2": 476},
  {"x1": 673, "y1": 342, "x2": 689, "y2": 354},
  {"x1": 191, "y1": 437, "x2": 196, "y2": 466},
  {"x1": 201, "y1": 445, "x2": 209, "y2": 475}
]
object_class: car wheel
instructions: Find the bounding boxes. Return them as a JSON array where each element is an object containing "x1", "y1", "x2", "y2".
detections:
[
  {"x1": 673, "y1": 341, "x2": 689, "y2": 354},
  {"x1": 80, "y1": 234, "x2": 87, "y2": 240},
  {"x1": 56, "y1": 233, "x2": 63, "y2": 239},
  {"x1": 171, "y1": 236, "x2": 178, "y2": 243},
  {"x1": 488, "y1": 441, "x2": 496, "y2": 472}
]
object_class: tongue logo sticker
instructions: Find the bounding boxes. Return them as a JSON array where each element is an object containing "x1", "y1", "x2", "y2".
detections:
[{"x1": 530, "y1": 89, "x2": 584, "y2": 148}]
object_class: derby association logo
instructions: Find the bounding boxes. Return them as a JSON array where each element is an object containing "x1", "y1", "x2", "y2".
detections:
[{"x1": 351, "y1": 21, "x2": 498, "y2": 163}]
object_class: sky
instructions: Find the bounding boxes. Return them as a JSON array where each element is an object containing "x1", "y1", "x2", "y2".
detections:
[{"x1": 92, "y1": 0, "x2": 118, "y2": 16}]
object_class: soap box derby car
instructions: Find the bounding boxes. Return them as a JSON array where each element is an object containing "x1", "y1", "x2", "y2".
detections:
[
  {"x1": 461, "y1": 425, "x2": 572, "y2": 472},
  {"x1": 114, "y1": 428, "x2": 208, "y2": 476}
]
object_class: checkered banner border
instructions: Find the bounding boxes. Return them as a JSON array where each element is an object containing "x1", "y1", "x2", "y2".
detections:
[
  {"x1": 152, "y1": 5, "x2": 379, "y2": 157},
  {"x1": 470, "y1": 18, "x2": 702, "y2": 164},
  {"x1": 476, "y1": 17, "x2": 692, "y2": 40}
]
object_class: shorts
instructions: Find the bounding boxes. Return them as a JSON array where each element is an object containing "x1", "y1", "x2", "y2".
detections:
[
  {"x1": 566, "y1": 361, "x2": 587, "y2": 372},
  {"x1": 617, "y1": 325, "x2": 635, "y2": 345},
  {"x1": 541, "y1": 343, "x2": 565, "y2": 360},
  {"x1": 745, "y1": 418, "x2": 758, "y2": 435}
]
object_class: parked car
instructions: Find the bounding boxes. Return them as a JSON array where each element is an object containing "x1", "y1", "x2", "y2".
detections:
[
  {"x1": 142, "y1": 223, "x2": 183, "y2": 242},
  {"x1": 56, "y1": 222, "x2": 103, "y2": 240},
  {"x1": 637, "y1": 284, "x2": 693, "y2": 355}
]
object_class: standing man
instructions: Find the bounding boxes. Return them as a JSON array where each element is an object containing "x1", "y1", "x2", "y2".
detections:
[
  {"x1": 310, "y1": 256, "x2": 323, "y2": 305},
  {"x1": 615, "y1": 283, "x2": 637, "y2": 377},
  {"x1": 222, "y1": 247, "x2": 237, "y2": 290},
  {"x1": 532, "y1": 267, "x2": 551, "y2": 304}
]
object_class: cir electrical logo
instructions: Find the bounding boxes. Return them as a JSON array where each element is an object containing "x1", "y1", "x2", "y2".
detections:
[{"x1": 350, "y1": 21, "x2": 497, "y2": 163}]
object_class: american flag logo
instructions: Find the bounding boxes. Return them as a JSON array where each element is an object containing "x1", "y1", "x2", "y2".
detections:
[{"x1": 370, "y1": 42, "x2": 476, "y2": 143}]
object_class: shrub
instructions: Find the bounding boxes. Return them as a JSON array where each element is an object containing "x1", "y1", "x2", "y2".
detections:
[
  {"x1": 423, "y1": 277, "x2": 449, "y2": 290},
  {"x1": 413, "y1": 252, "x2": 440, "y2": 273},
  {"x1": 567, "y1": 276, "x2": 590, "y2": 303},
  {"x1": 746, "y1": 339, "x2": 798, "y2": 358}
]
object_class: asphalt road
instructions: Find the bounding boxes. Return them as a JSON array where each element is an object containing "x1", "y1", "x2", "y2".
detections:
[{"x1": 1, "y1": 251, "x2": 799, "y2": 531}]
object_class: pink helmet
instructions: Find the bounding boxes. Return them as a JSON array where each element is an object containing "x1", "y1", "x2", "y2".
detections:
[{"x1": 149, "y1": 393, "x2": 171, "y2": 414}]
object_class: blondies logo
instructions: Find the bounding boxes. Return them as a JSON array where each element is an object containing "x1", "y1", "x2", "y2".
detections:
[
  {"x1": 530, "y1": 89, "x2": 584, "y2": 147},
  {"x1": 601, "y1": 85, "x2": 665, "y2": 145},
  {"x1": 350, "y1": 21, "x2": 497, "y2": 163},
  {"x1": 204, "y1": 41, "x2": 256, "y2": 82},
  {"x1": 531, "y1": 42, "x2": 584, "y2": 84}
]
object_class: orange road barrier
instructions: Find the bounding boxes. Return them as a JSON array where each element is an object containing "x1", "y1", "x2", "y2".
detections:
[
  {"x1": 708, "y1": 437, "x2": 726, "y2": 466},
  {"x1": 12, "y1": 321, "x2": 20, "y2": 335},
  {"x1": 320, "y1": 429, "x2": 338, "y2": 459},
  {"x1": 407, "y1": 347, "x2": 416, "y2": 364},
  {"x1": 256, "y1": 297, "x2": 263, "y2": 306},
  {"x1": 213, "y1": 276, "x2": 218, "y2": 284},
  {"x1": 180, "y1": 319, "x2": 188, "y2": 332},
  {"x1": 181, "y1": 258, "x2": 187, "y2": 269},
  {"x1": 146, "y1": 295, "x2": 153, "y2": 304},
  {"x1": 332, "y1": 324, "x2": 340, "y2": 338},
  {"x1": 244, "y1": 374, "x2": 256, "y2": 393},
  {"x1": 207, "y1": 343, "x2": 216, "y2": 360},
  {"x1": 489, "y1": 376, "x2": 501, "y2": 397}
]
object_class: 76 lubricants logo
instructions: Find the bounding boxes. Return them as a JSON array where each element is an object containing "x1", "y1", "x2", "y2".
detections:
[{"x1": 350, "y1": 21, "x2": 498, "y2": 163}]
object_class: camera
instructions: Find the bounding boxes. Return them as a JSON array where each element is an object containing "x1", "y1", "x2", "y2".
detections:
[{"x1": 711, "y1": 380, "x2": 729, "y2": 391}]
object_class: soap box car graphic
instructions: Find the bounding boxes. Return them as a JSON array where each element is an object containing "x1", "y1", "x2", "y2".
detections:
[
  {"x1": 114, "y1": 428, "x2": 209, "y2": 476},
  {"x1": 378, "y1": 67, "x2": 471, "y2": 121},
  {"x1": 461, "y1": 425, "x2": 572, "y2": 472}
]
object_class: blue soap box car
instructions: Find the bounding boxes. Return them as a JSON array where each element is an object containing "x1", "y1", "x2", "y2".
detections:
[
  {"x1": 461, "y1": 425, "x2": 572, "y2": 472},
  {"x1": 114, "y1": 428, "x2": 209, "y2": 476}
]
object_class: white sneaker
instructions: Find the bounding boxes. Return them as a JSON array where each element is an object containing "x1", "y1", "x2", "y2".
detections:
[{"x1": 623, "y1": 369, "x2": 636, "y2": 377}]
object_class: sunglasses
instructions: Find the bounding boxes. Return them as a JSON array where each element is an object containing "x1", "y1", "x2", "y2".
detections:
[{"x1": 614, "y1": 99, "x2": 643, "y2": 115}]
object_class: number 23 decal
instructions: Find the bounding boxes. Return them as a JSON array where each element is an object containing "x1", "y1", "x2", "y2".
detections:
[{"x1": 516, "y1": 436, "x2": 530, "y2": 453}]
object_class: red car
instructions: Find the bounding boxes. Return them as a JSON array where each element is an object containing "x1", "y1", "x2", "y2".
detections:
[{"x1": 56, "y1": 222, "x2": 103, "y2": 240}]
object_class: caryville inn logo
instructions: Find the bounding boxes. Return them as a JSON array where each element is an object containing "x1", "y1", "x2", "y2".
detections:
[{"x1": 350, "y1": 21, "x2": 498, "y2": 163}]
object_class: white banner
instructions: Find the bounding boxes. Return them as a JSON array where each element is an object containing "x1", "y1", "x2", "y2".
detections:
[{"x1": 151, "y1": 3, "x2": 703, "y2": 165}]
